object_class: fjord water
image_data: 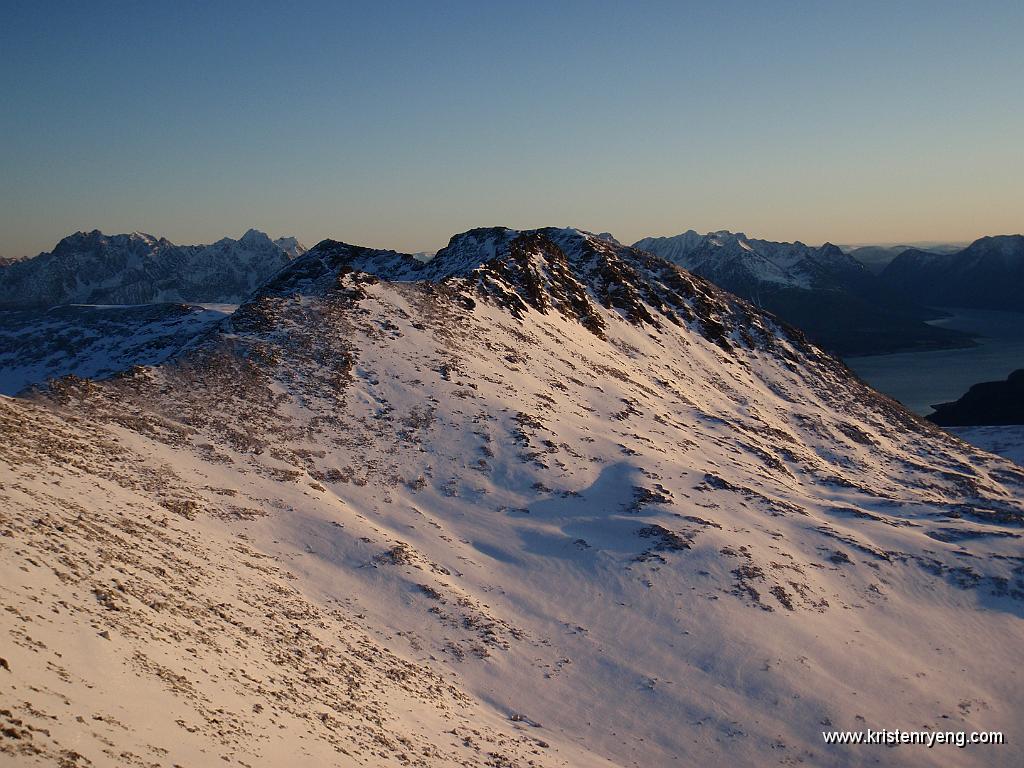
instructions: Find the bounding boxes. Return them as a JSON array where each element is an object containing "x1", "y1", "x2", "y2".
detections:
[{"x1": 845, "y1": 308, "x2": 1024, "y2": 415}]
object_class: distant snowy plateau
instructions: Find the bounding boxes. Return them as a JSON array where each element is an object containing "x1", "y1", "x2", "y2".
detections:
[{"x1": 1, "y1": 227, "x2": 1022, "y2": 767}]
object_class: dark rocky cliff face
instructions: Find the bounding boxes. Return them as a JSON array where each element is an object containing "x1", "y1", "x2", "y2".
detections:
[{"x1": 930, "y1": 369, "x2": 1024, "y2": 426}]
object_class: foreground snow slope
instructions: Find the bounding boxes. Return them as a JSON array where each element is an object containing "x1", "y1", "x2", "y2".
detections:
[{"x1": 2, "y1": 227, "x2": 1022, "y2": 767}]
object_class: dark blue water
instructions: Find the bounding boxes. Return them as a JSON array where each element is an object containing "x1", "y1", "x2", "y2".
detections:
[{"x1": 845, "y1": 309, "x2": 1024, "y2": 415}]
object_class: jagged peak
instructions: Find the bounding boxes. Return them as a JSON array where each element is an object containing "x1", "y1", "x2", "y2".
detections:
[
  {"x1": 272, "y1": 236, "x2": 307, "y2": 258},
  {"x1": 709, "y1": 229, "x2": 748, "y2": 241},
  {"x1": 51, "y1": 229, "x2": 173, "y2": 255},
  {"x1": 252, "y1": 238, "x2": 416, "y2": 298},
  {"x1": 239, "y1": 228, "x2": 273, "y2": 246},
  {"x1": 260, "y1": 227, "x2": 606, "y2": 290},
  {"x1": 239, "y1": 226, "x2": 786, "y2": 355}
]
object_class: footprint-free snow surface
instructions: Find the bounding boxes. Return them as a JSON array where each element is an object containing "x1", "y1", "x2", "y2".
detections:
[{"x1": 2, "y1": 228, "x2": 1022, "y2": 767}]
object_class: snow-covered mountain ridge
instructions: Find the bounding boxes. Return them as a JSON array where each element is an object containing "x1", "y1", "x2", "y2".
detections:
[
  {"x1": 0, "y1": 228, "x2": 306, "y2": 308},
  {"x1": 633, "y1": 229, "x2": 866, "y2": 292},
  {"x1": 2, "y1": 227, "x2": 1022, "y2": 767},
  {"x1": 256, "y1": 227, "x2": 777, "y2": 349}
]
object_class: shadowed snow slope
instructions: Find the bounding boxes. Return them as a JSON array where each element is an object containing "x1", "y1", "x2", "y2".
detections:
[
  {"x1": 2, "y1": 228, "x2": 1023, "y2": 767},
  {"x1": 0, "y1": 303, "x2": 233, "y2": 395}
]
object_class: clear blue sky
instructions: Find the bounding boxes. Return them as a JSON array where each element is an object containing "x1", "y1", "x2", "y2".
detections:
[{"x1": 2, "y1": 0, "x2": 1022, "y2": 258}]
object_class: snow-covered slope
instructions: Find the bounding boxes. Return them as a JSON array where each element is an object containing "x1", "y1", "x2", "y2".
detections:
[
  {"x1": 0, "y1": 229, "x2": 306, "y2": 308},
  {"x1": 0, "y1": 303, "x2": 232, "y2": 395},
  {"x1": 950, "y1": 426, "x2": 1024, "y2": 467},
  {"x1": 2, "y1": 227, "x2": 1022, "y2": 767}
]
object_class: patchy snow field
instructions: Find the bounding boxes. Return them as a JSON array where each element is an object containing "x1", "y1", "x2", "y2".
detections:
[{"x1": 2, "y1": 228, "x2": 1022, "y2": 767}]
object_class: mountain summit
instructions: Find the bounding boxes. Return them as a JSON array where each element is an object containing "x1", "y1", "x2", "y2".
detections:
[{"x1": 250, "y1": 226, "x2": 789, "y2": 350}]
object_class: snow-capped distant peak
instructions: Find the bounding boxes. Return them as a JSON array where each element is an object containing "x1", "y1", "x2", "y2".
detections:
[
  {"x1": 273, "y1": 236, "x2": 308, "y2": 258},
  {"x1": 239, "y1": 228, "x2": 273, "y2": 246}
]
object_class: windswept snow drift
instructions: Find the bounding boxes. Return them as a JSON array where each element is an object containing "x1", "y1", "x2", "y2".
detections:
[{"x1": 2, "y1": 227, "x2": 1022, "y2": 767}]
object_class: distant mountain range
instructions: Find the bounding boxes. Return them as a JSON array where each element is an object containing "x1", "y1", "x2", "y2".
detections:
[
  {"x1": 633, "y1": 231, "x2": 870, "y2": 294},
  {"x1": 0, "y1": 228, "x2": 306, "y2": 308},
  {"x1": 632, "y1": 230, "x2": 969, "y2": 355},
  {"x1": 4, "y1": 226, "x2": 1020, "y2": 358},
  {"x1": 881, "y1": 235, "x2": 1024, "y2": 312},
  {"x1": 843, "y1": 243, "x2": 963, "y2": 274}
]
